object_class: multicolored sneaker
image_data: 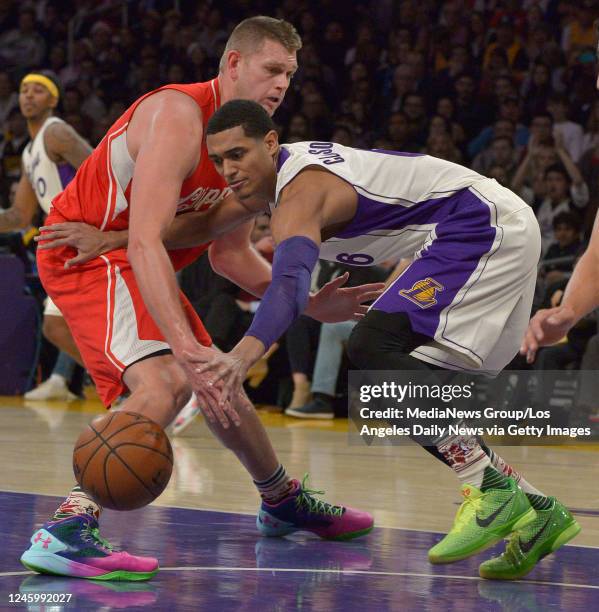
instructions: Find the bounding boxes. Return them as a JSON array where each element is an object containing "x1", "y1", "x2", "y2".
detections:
[
  {"x1": 20, "y1": 514, "x2": 158, "y2": 580},
  {"x1": 479, "y1": 497, "x2": 581, "y2": 580},
  {"x1": 256, "y1": 475, "x2": 373, "y2": 541},
  {"x1": 428, "y1": 478, "x2": 536, "y2": 564}
]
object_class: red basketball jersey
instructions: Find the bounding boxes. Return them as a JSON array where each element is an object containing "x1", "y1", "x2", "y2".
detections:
[{"x1": 51, "y1": 79, "x2": 231, "y2": 269}]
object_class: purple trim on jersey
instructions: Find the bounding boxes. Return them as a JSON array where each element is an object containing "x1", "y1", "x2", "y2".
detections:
[
  {"x1": 57, "y1": 163, "x2": 76, "y2": 188},
  {"x1": 277, "y1": 147, "x2": 290, "y2": 171},
  {"x1": 337, "y1": 189, "x2": 467, "y2": 239},
  {"x1": 371, "y1": 149, "x2": 426, "y2": 157},
  {"x1": 371, "y1": 190, "x2": 498, "y2": 354}
]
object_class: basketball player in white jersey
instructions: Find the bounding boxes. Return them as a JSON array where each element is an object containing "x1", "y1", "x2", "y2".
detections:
[
  {"x1": 193, "y1": 100, "x2": 580, "y2": 580},
  {"x1": 1, "y1": 71, "x2": 93, "y2": 399}
]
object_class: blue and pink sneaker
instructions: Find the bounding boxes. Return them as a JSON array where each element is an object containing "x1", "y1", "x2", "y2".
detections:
[
  {"x1": 257, "y1": 476, "x2": 374, "y2": 541},
  {"x1": 20, "y1": 514, "x2": 158, "y2": 581}
]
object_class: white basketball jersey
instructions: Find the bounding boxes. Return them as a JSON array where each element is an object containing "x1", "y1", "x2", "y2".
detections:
[
  {"x1": 272, "y1": 142, "x2": 525, "y2": 265},
  {"x1": 22, "y1": 117, "x2": 76, "y2": 214}
]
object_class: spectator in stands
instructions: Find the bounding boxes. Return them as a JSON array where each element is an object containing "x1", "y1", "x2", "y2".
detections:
[
  {"x1": 541, "y1": 211, "x2": 583, "y2": 286},
  {"x1": 0, "y1": 7, "x2": 46, "y2": 70},
  {"x1": 547, "y1": 94, "x2": 585, "y2": 162},
  {"x1": 522, "y1": 156, "x2": 589, "y2": 254},
  {"x1": 388, "y1": 64, "x2": 416, "y2": 114},
  {"x1": 483, "y1": 15, "x2": 528, "y2": 75},
  {"x1": 385, "y1": 111, "x2": 420, "y2": 152},
  {"x1": 560, "y1": 0, "x2": 597, "y2": 59},
  {"x1": 581, "y1": 99, "x2": 599, "y2": 156},
  {"x1": 402, "y1": 93, "x2": 428, "y2": 148},
  {"x1": 0, "y1": 109, "x2": 28, "y2": 180},
  {"x1": 472, "y1": 135, "x2": 518, "y2": 179},
  {"x1": 424, "y1": 132, "x2": 463, "y2": 163},
  {"x1": 521, "y1": 61, "x2": 554, "y2": 122},
  {"x1": 0, "y1": 72, "x2": 17, "y2": 131}
]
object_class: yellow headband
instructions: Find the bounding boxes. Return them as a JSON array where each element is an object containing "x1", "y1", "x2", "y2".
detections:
[{"x1": 20, "y1": 74, "x2": 59, "y2": 99}]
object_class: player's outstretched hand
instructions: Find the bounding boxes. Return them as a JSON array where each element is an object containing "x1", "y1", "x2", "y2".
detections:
[
  {"x1": 35, "y1": 222, "x2": 115, "y2": 268},
  {"x1": 306, "y1": 272, "x2": 385, "y2": 323},
  {"x1": 179, "y1": 347, "x2": 248, "y2": 429},
  {"x1": 520, "y1": 305, "x2": 577, "y2": 364}
]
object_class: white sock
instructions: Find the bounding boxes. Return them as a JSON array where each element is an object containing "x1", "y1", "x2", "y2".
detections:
[
  {"x1": 437, "y1": 434, "x2": 492, "y2": 488},
  {"x1": 486, "y1": 448, "x2": 546, "y2": 496}
]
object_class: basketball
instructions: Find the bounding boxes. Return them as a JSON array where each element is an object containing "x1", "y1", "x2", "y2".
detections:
[{"x1": 72, "y1": 411, "x2": 173, "y2": 511}]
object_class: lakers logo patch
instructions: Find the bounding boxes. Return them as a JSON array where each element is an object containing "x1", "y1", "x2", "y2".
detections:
[{"x1": 399, "y1": 278, "x2": 444, "y2": 309}]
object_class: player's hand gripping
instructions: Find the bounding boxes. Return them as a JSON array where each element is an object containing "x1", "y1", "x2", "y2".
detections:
[
  {"x1": 35, "y1": 222, "x2": 119, "y2": 267},
  {"x1": 520, "y1": 305, "x2": 577, "y2": 364},
  {"x1": 178, "y1": 345, "x2": 251, "y2": 428},
  {"x1": 306, "y1": 272, "x2": 385, "y2": 323}
]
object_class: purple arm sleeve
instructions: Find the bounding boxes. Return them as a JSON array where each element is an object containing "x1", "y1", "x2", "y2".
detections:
[{"x1": 245, "y1": 235, "x2": 320, "y2": 349}]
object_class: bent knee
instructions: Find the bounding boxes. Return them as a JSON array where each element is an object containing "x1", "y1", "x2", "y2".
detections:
[{"x1": 348, "y1": 310, "x2": 426, "y2": 368}]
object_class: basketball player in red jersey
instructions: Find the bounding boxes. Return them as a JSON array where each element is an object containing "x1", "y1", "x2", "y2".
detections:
[{"x1": 22, "y1": 17, "x2": 378, "y2": 580}]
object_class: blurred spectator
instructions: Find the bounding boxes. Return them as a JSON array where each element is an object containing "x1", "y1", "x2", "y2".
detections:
[
  {"x1": 0, "y1": 71, "x2": 17, "y2": 130},
  {"x1": 520, "y1": 61, "x2": 554, "y2": 121},
  {"x1": 424, "y1": 132, "x2": 463, "y2": 163},
  {"x1": 547, "y1": 94, "x2": 585, "y2": 162},
  {"x1": 560, "y1": 0, "x2": 597, "y2": 58},
  {"x1": 402, "y1": 93, "x2": 428, "y2": 148},
  {"x1": 0, "y1": 7, "x2": 46, "y2": 70},
  {"x1": 520, "y1": 158, "x2": 589, "y2": 254},
  {"x1": 0, "y1": 109, "x2": 28, "y2": 180},
  {"x1": 472, "y1": 135, "x2": 518, "y2": 179},
  {"x1": 482, "y1": 16, "x2": 528, "y2": 75},
  {"x1": 541, "y1": 211, "x2": 583, "y2": 286},
  {"x1": 385, "y1": 112, "x2": 420, "y2": 152},
  {"x1": 581, "y1": 100, "x2": 599, "y2": 156}
]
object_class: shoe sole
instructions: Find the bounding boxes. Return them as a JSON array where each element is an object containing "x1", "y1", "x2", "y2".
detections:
[
  {"x1": 479, "y1": 520, "x2": 582, "y2": 580},
  {"x1": 21, "y1": 551, "x2": 158, "y2": 581},
  {"x1": 284, "y1": 408, "x2": 334, "y2": 420},
  {"x1": 257, "y1": 514, "x2": 374, "y2": 541},
  {"x1": 429, "y1": 506, "x2": 537, "y2": 564}
]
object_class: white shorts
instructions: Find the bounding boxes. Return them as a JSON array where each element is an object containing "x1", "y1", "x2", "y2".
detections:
[
  {"x1": 43, "y1": 296, "x2": 63, "y2": 317},
  {"x1": 372, "y1": 180, "x2": 542, "y2": 375}
]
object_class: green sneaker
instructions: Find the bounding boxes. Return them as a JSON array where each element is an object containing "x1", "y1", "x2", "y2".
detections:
[
  {"x1": 479, "y1": 497, "x2": 581, "y2": 580},
  {"x1": 428, "y1": 479, "x2": 536, "y2": 564}
]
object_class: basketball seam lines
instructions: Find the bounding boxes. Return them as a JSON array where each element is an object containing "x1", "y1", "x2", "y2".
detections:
[
  {"x1": 78, "y1": 418, "x2": 154, "y2": 489},
  {"x1": 109, "y1": 442, "x2": 174, "y2": 465},
  {"x1": 87, "y1": 424, "x2": 157, "y2": 503}
]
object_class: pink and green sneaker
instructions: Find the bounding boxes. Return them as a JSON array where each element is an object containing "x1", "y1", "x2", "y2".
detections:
[
  {"x1": 21, "y1": 514, "x2": 158, "y2": 581},
  {"x1": 257, "y1": 475, "x2": 374, "y2": 541}
]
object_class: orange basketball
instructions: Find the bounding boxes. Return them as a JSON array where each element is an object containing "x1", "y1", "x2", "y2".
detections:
[{"x1": 72, "y1": 411, "x2": 173, "y2": 511}]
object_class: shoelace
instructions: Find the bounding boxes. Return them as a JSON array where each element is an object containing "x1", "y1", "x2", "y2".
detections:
[
  {"x1": 499, "y1": 532, "x2": 523, "y2": 563},
  {"x1": 452, "y1": 494, "x2": 485, "y2": 533},
  {"x1": 82, "y1": 524, "x2": 115, "y2": 552},
  {"x1": 295, "y1": 474, "x2": 344, "y2": 517}
]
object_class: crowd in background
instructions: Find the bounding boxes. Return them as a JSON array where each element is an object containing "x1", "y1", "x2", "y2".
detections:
[{"x1": 1, "y1": 0, "x2": 598, "y2": 418}]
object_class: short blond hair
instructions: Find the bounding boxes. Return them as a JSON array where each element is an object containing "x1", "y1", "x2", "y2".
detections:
[{"x1": 219, "y1": 16, "x2": 302, "y2": 72}]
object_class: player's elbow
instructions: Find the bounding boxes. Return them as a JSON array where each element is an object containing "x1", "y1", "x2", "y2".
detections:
[
  {"x1": 208, "y1": 241, "x2": 237, "y2": 276},
  {"x1": 127, "y1": 234, "x2": 161, "y2": 265}
]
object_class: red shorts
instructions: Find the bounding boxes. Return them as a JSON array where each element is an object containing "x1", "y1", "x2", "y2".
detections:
[{"x1": 37, "y1": 220, "x2": 211, "y2": 407}]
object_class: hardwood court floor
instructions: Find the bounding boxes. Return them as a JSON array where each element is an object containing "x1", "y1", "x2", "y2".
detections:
[{"x1": 0, "y1": 396, "x2": 597, "y2": 610}]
